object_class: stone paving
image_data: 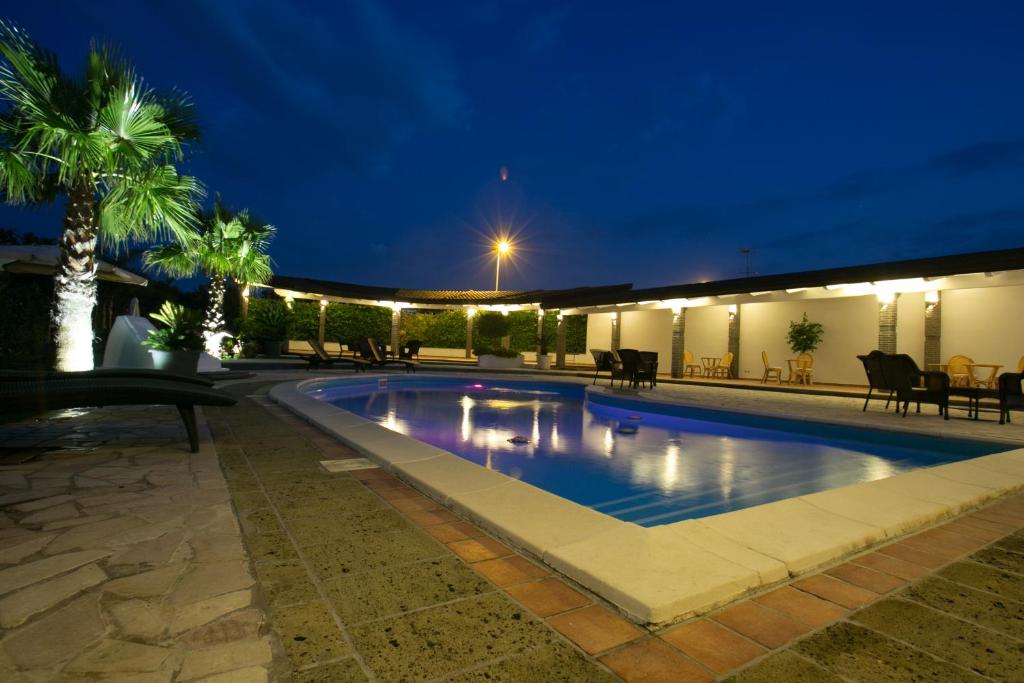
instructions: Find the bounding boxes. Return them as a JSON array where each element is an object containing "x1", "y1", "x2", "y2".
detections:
[
  {"x1": 0, "y1": 405, "x2": 275, "y2": 682},
  {"x1": 3, "y1": 370, "x2": 1024, "y2": 682}
]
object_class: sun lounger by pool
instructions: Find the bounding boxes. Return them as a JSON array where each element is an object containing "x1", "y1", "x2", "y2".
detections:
[
  {"x1": 360, "y1": 338, "x2": 418, "y2": 372},
  {"x1": 303, "y1": 339, "x2": 371, "y2": 372},
  {"x1": 0, "y1": 370, "x2": 237, "y2": 452}
]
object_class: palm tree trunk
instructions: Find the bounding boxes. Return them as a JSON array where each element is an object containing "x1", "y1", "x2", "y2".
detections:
[
  {"x1": 203, "y1": 275, "x2": 226, "y2": 355},
  {"x1": 52, "y1": 180, "x2": 99, "y2": 371}
]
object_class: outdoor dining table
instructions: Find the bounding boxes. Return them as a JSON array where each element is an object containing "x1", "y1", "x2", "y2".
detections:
[
  {"x1": 786, "y1": 359, "x2": 812, "y2": 384},
  {"x1": 701, "y1": 357, "x2": 720, "y2": 377},
  {"x1": 966, "y1": 363, "x2": 1002, "y2": 389}
]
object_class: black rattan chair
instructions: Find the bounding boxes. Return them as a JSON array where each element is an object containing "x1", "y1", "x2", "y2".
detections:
[
  {"x1": 590, "y1": 349, "x2": 612, "y2": 385},
  {"x1": 857, "y1": 350, "x2": 896, "y2": 412},
  {"x1": 999, "y1": 372, "x2": 1024, "y2": 424},
  {"x1": 881, "y1": 353, "x2": 949, "y2": 419},
  {"x1": 400, "y1": 340, "x2": 422, "y2": 360}
]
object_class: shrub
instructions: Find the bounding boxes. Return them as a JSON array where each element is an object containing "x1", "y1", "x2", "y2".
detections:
[
  {"x1": 144, "y1": 301, "x2": 204, "y2": 351},
  {"x1": 400, "y1": 310, "x2": 467, "y2": 348},
  {"x1": 476, "y1": 311, "x2": 509, "y2": 341},
  {"x1": 473, "y1": 346, "x2": 520, "y2": 358},
  {"x1": 242, "y1": 299, "x2": 292, "y2": 341},
  {"x1": 787, "y1": 313, "x2": 824, "y2": 354}
]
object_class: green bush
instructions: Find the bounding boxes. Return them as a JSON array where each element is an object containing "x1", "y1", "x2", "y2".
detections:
[
  {"x1": 473, "y1": 346, "x2": 520, "y2": 358},
  {"x1": 325, "y1": 303, "x2": 391, "y2": 344},
  {"x1": 565, "y1": 314, "x2": 587, "y2": 354},
  {"x1": 400, "y1": 310, "x2": 467, "y2": 347},
  {"x1": 242, "y1": 299, "x2": 292, "y2": 341},
  {"x1": 288, "y1": 300, "x2": 320, "y2": 341},
  {"x1": 475, "y1": 311, "x2": 509, "y2": 342}
]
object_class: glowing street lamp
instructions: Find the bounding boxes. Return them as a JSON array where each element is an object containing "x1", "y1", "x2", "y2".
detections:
[{"x1": 494, "y1": 239, "x2": 512, "y2": 291}]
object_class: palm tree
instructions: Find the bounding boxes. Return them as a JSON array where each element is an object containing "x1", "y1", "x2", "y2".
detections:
[
  {"x1": 145, "y1": 196, "x2": 274, "y2": 354},
  {"x1": 0, "y1": 22, "x2": 202, "y2": 370}
]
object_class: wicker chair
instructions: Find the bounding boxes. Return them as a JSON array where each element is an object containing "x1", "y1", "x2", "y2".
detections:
[
  {"x1": 682, "y1": 351, "x2": 702, "y2": 378},
  {"x1": 760, "y1": 351, "x2": 783, "y2": 384},
  {"x1": 789, "y1": 353, "x2": 814, "y2": 384},
  {"x1": 712, "y1": 352, "x2": 734, "y2": 378},
  {"x1": 946, "y1": 355, "x2": 974, "y2": 387}
]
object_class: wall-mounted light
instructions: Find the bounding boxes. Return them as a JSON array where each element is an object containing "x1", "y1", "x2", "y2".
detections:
[
  {"x1": 466, "y1": 308, "x2": 476, "y2": 318},
  {"x1": 728, "y1": 304, "x2": 738, "y2": 315},
  {"x1": 670, "y1": 306, "x2": 681, "y2": 315},
  {"x1": 556, "y1": 313, "x2": 564, "y2": 321},
  {"x1": 876, "y1": 291, "x2": 896, "y2": 305},
  {"x1": 284, "y1": 295, "x2": 294, "y2": 309},
  {"x1": 319, "y1": 299, "x2": 328, "y2": 308},
  {"x1": 242, "y1": 286, "x2": 250, "y2": 298},
  {"x1": 924, "y1": 291, "x2": 940, "y2": 304}
]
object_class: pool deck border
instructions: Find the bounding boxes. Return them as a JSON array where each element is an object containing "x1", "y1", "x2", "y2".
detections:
[{"x1": 268, "y1": 375, "x2": 1024, "y2": 626}]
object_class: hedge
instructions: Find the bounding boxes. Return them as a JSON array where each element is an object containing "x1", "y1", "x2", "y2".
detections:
[
  {"x1": 266, "y1": 301, "x2": 588, "y2": 355},
  {"x1": 400, "y1": 310, "x2": 467, "y2": 347}
]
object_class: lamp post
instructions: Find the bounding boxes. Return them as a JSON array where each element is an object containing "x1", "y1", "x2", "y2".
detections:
[{"x1": 494, "y1": 239, "x2": 511, "y2": 291}]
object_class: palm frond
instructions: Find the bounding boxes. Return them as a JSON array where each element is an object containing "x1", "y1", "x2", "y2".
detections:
[
  {"x1": 98, "y1": 164, "x2": 204, "y2": 248},
  {"x1": 143, "y1": 241, "x2": 198, "y2": 278}
]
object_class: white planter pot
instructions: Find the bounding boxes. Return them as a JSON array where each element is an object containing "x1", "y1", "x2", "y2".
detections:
[
  {"x1": 476, "y1": 354, "x2": 524, "y2": 369},
  {"x1": 536, "y1": 354, "x2": 551, "y2": 370},
  {"x1": 149, "y1": 350, "x2": 200, "y2": 376}
]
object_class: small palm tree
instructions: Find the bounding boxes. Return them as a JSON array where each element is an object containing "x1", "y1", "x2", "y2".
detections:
[
  {"x1": 0, "y1": 22, "x2": 202, "y2": 370},
  {"x1": 145, "y1": 195, "x2": 274, "y2": 354}
]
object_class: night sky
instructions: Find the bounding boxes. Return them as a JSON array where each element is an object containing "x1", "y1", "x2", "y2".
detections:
[{"x1": 3, "y1": 1, "x2": 1023, "y2": 291}]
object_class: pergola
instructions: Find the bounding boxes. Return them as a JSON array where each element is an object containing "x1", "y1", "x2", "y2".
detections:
[{"x1": 251, "y1": 246, "x2": 1024, "y2": 373}]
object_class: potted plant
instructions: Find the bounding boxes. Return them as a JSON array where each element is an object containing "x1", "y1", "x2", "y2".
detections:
[
  {"x1": 144, "y1": 301, "x2": 204, "y2": 374},
  {"x1": 787, "y1": 313, "x2": 825, "y2": 355},
  {"x1": 474, "y1": 312, "x2": 523, "y2": 368},
  {"x1": 243, "y1": 301, "x2": 292, "y2": 357},
  {"x1": 536, "y1": 332, "x2": 551, "y2": 370}
]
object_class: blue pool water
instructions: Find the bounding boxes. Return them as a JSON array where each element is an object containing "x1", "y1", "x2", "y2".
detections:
[{"x1": 312, "y1": 378, "x2": 1005, "y2": 526}]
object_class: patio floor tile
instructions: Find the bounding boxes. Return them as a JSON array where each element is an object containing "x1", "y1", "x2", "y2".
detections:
[
  {"x1": 423, "y1": 520, "x2": 485, "y2": 544},
  {"x1": 472, "y1": 555, "x2": 548, "y2": 587},
  {"x1": 711, "y1": 601, "x2": 811, "y2": 649},
  {"x1": 903, "y1": 575, "x2": 1024, "y2": 639},
  {"x1": 349, "y1": 592, "x2": 553, "y2": 680},
  {"x1": 292, "y1": 658, "x2": 368, "y2": 682},
  {"x1": 938, "y1": 560, "x2": 1024, "y2": 602},
  {"x1": 269, "y1": 599, "x2": 351, "y2": 670},
  {"x1": 504, "y1": 577, "x2": 591, "y2": 617},
  {"x1": 971, "y1": 544, "x2": 1024, "y2": 573},
  {"x1": 943, "y1": 519, "x2": 1010, "y2": 543},
  {"x1": 546, "y1": 604, "x2": 645, "y2": 654},
  {"x1": 726, "y1": 650, "x2": 844, "y2": 682},
  {"x1": 751, "y1": 586, "x2": 848, "y2": 627},
  {"x1": 599, "y1": 638, "x2": 712, "y2": 683},
  {"x1": 446, "y1": 537, "x2": 513, "y2": 563},
  {"x1": 852, "y1": 598, "x2": 1023, "y2": 680},
  {"x1": 445, "y1": 640, "x2": 619, "y2": 682},
  {"x1": 824, "y1": 561, "x2": 906, "y2": 594},
  {"x1": 660, "y1": 618, "x2": 767, "y2": 675},
  {"x1": 791, "y1": 574, "x2": 878, "y2": 609},
  {"x1": 850, "y1": 550, "x2": 931, "y2": 580},
  {"x1": 793, "y1": 621, "x2": 985, "y2": 682},
  {"x1": 404, "y1": 508, "x2": 460, "y2": 527},
  {"x1": 321, "y1": 556, "x2": 491, "y2": 624},
  {"x1": 875, "y1": 540, "x2": 955, "y2": 568}
]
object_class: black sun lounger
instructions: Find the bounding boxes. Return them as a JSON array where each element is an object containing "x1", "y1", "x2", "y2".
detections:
[
  {"x1": 304, "y1": 339, "x2": 371, "y2": 372},
  {"x1": 360, "y1": 338, "x2": 418, "y2": 373},
  {"x1": 0, "y1": 371, "x2": 237, "y2": 453}
]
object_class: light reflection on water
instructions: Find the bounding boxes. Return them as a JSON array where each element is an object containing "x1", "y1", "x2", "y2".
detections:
[{"x1": 324, "y1": 382, "x2": 982, "y2": 526}]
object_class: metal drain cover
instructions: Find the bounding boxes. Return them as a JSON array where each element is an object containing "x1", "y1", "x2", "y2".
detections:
[{"x1": 320, "y1": 458, "x2": 378, "y2": 472}]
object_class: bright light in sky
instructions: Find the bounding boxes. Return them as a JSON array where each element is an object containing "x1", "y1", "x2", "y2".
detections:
[{"x1": 496, "y1": 240, "x2": 511, "y2": 255}]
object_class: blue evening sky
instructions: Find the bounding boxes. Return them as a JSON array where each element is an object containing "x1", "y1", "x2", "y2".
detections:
[{"x1": 2, "y1": 1, "x2": 1023, "y2": 290}]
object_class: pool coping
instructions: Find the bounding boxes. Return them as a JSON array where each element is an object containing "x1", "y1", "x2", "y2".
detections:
[{"x1": 269, "y1": 375, "x2": 1024, "y2": 626}]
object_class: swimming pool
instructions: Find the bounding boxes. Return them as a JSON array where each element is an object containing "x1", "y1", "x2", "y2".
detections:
[{"x1": 313, "y1": 377, "x2": 1005, "y2": 526}]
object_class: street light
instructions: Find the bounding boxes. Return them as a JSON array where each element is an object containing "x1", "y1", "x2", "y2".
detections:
[{"x1": 494, "y1": 239, "x2": 512, "y2": 291}]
